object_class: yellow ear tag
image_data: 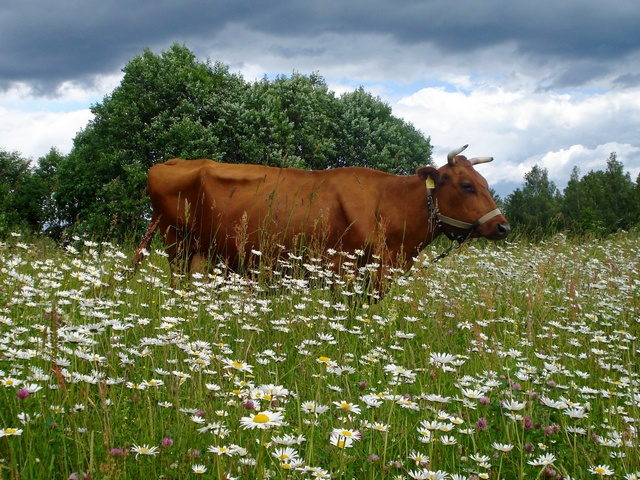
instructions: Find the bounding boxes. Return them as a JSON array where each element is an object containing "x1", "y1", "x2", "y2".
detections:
[{"x1": 425, "y1": 177, "x2": 435, "y2": 190}]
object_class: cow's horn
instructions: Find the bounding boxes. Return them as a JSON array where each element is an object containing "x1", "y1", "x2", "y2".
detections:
[
  {"x1": 447, "y1": 144, "x2": 469, "y2": 164},
  {"x1": 469, "y1": 156, "x2": 494, "y2": 165}
]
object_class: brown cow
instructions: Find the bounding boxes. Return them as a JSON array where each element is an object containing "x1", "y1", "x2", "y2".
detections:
[{"x1": 145, "y1": 145, "x2": 509, "y2": 287}]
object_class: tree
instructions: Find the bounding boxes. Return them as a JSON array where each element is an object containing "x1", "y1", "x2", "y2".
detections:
[
  {"x1": 504, "y1": 165, "x2": 561, "y2": 239},
  {"x1": 0, "y1": 148, "x2": 62, "y2": 236},
  {"x1": 336, "y1": 87, "x2": 431, "y2": 175},
  {"x1": 561, "y1": 153, "x2": 638, "y2": 235},
  {"x1": 241, "y1": 72, "x2": 338, "y2": 169},
  {"x1": 55, "y1": 43, "x2": 248, "y2": 238},
  {"x1": 54, "y1": 43, "x2": 432, "y2": 240}
]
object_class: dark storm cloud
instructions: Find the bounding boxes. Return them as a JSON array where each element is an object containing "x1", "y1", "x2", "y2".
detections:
[{"x1": 2, "y1": 0, "x2": 639, "y2": 93}]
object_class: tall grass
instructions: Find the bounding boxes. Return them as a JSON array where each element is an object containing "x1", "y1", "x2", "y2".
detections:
[{"x1": 0, "y1": 231, "x2": 638, "y2": 479}]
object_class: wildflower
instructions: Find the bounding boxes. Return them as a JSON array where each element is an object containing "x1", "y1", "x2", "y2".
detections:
[
  {"x1": 331, "y1": 428, "x2": 362, "y2": 441},
  {"x1": 0, "y1": 428, "x2": 23, "y2": 437},
  {"x1": 130, "y1": 444, "x2": 159, "y2": 459},
  {"x1": 461, "y1": 388, "x2": 486, "y2": 399},
  {"x1": 564, "y1": 407, "x2": 589, "y2": 419},
  {"x1": 16, "y1": 389, "x2": 30, "y2": 400},
  {"x1": 527, "y1": 453, "x2": 557, "y2": 466},
  {"x1": 301, "y1": 401, "x2": 329, "y2": 415},
  {"x1": 440, "y1": 435, "x2": 457, "y2": 445},
  {"x1": 589, "y1": 464, "x2": 615, "y2": 476},
  {"x1": 501, "y1": 399, "x2": 527, "y2": 411},
  {"x1": 272, "y1": 446, "x2": 299, "y2": 462},
  {"x1": 207, "y1": 445, "x2": 234, "y2": 456},
  {"x1": 329, "y1": 431, "x2": 354, "y2": 448},
  {"x1": 408, "y1": 469, "x2": 450, "y2": 479},
  {"x1": 239, "y1": 410, "x2": 284, "y2": 430},
  {"x1": 332, "y1": 399, "x2": 362, "y2": 415},
  {"x1": 492, "y1": 442, "x2": 514, "y2": 452},
  {"x1": 222, "y1": 359, "x2": 253, "y2": 373},
  {"x1": 191, "y1": 464, "x2": 207, "y2": 474},
  {"x1": 475, "y1": 417, "x2": 488, "y2": 431},
  {"x1": 409, "y1": 450, "x2": 430, "y2": 466},
  {"x1": 161, "y1": 437, "x2": 173, "y2": 447},
  {"x1": 369, "y1": 422, "x2": 389, "y2": 432}
]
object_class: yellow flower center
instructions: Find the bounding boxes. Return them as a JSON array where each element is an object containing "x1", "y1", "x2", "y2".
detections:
[{"x1": 253, "y1": 413, "x2": 270, "y2": 423}]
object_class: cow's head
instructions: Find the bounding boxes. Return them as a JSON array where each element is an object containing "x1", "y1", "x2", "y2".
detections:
[{"x1": 417, "y1": 145, "x2": 510, "y2": 241}]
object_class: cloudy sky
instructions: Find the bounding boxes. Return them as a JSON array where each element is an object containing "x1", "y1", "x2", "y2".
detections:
[{"x1": 2, "y1": 0, "x2": 639, "y2": 196}]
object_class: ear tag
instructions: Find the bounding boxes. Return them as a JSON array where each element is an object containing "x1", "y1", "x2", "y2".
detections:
[{"x1": 425, "y1": 177, "x2": 435, "y2": 190}]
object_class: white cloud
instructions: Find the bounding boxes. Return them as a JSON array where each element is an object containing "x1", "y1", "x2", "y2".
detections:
[
  {"x1": 0, "y1": 107, "x2": 93, "y2": 159},
  {"x1": 392, "y1": 83, "x2": 640, "y2": 189}
]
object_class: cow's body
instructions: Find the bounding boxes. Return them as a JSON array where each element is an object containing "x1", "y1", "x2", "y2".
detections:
[{"x1": 147, "y1": 147, "x2": 509, "y2": 285}]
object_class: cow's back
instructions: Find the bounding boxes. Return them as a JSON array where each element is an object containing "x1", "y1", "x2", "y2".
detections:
[{"x1": 148, "y1": 159, "x2": 410, "y2": 269}]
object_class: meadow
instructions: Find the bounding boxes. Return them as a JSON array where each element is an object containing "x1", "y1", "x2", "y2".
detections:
[{"x1": 0, "y1": 231, "x2": 638, "y2": 479}]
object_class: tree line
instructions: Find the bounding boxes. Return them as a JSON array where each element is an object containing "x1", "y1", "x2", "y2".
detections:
[
  {"x1": 2, "y1": 43, "x2": 638, "y2": 241},
  {"x1": 502, "y1": 153, "x2": 640, "y2": 239}
]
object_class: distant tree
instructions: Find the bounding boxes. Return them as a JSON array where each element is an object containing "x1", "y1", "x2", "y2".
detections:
[
  {"x1": 504, "y1": 165, "x2": 561, "y2": 239},
  {"x1": 561, "y1": 166, "x2": 584, "y2": 233},
  {"x1": 32, "y1": 148, "x2": 66, "y2": 237},
  {"x1": 602, "y1": 152, "x2": 636, "y2": 231},
  {"x1": 54, "y1": 43, "x2": 432, "y2": 240},
  {"x1": 0, "y1": 150, "x2": 32, "y2": 235},
  {"x1": 561, "y1": 153, "x2": 637, "y2": 235}
]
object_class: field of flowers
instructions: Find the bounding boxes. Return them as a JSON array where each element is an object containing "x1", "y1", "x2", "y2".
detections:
[{"x1": 0, "y1": 231, "x2": 639, "y2": 479}]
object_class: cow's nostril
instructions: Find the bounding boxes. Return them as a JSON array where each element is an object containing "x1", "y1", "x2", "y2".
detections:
[{"x1": 497, "y1": 223, "x2": 511, "y2": 238}]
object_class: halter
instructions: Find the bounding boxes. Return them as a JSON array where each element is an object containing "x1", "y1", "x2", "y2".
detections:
[{"x1": 425, "y1": 181, "x2": 502, "y2": 262}]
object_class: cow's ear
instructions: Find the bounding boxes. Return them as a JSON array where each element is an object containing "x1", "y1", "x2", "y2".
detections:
[{"x1": 417, "y1": 166, "x2": 440, "y2": 189}]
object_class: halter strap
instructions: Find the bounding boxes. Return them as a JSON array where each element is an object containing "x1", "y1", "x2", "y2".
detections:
[{"x1": 425, "y1": 180, "x2": 502, "y2": 261}]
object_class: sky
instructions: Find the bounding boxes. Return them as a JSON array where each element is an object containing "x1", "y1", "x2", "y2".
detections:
[{"x1": 1, "y1": 0, "x2": 640, "y2": 197}]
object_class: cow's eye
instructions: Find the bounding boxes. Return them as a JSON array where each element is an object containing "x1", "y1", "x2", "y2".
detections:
[{"x1": 461, "y1": 182, "x2": 474, "y2": 192}]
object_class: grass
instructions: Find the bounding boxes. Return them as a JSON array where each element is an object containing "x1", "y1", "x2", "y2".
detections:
[{"x1": 0, "y1": 231, "x2": 639, "y2": 479}]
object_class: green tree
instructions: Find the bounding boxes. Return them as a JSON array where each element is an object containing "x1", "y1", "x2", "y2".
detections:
[
  {"x1": 55, "y1": 43, "x2": 247, "y2": 238},
  {"x1": 0, "y1": 150, "x2": 32, "y2": 235},
  {"x1": 561, "y1": 153, "x2": 638, "y2": 235},
  {"x1": 55, "y1": 43, "x2": 432, "y2": 240},
  {"x1": 504, "y1": 165, "x2": 561, "y2": 239},
  {"x1": 336, "y1": 87, "x2": 431, "y2": 174},
  {"x1": 242, "y1": 72, "x2": 338, "y2": 169}
]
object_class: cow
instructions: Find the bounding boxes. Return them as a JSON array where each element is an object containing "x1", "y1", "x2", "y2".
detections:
[{"x1": 142, "y1": 145, "x2": 509, "y2": 289}]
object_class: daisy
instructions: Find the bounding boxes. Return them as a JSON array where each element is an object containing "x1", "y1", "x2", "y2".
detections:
[
  {"x1": 408, "y1": 450, "x2": 430, "y2": 465},
  {"x1": 332, "y1": 400, "x2": 362, "y2": 415},
  {"x1": 492, "y1": 442, "x2": 514, "y2": 452},
  {"x1": 0, "y1": 428, "x2": 23, "y2": 437},
  {"x1": 191, "y1": 464, "x2": 207, "y2": 474},
  {"x1": 301, "y1": 401, "x2": 329, "y2": 415},
  {"x1": 461, "y1": 388, "x2": 486, "y2": 399},
  {"x1": 207, "y1": 444, "x2": 234, "y2": 456},
  {"x1": 329, "y1": 431, "x2": 354, "y2": 448},
  {"x1": 222, "y1": 359, "x2": 253, "y2": 373},
  {"x1": 239, "y1": 410, "x2": 284, "y2": 430},
  {"x1": 130, "y1": 444, "x2": 159, "y2": 459},
  {"x1": 527, "y1": 453, "x2": 557, "y2": 466},
  {"x1": 501, "y1": 399, "x2": 527, "y2": 411},
  {"x1": 589, "y1": 464, "x2": 615, "y2": 476},
  {"x1": 440, "y1": 435, "x2": 457, "y2": 445},
  {"x1": 369, "y1": 422, "x2": 389, "y2": 432},
  {"x1": 331, "y1": 428, "x2": 362, "y2": 441},
  {"x1": 272, "y1": 446, "x2": 299, "y2": 462}
]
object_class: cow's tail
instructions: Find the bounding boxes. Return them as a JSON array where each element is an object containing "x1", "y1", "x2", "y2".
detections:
[{"x1": 127, "y1": 215, "x2": 162, "y2": 279}]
